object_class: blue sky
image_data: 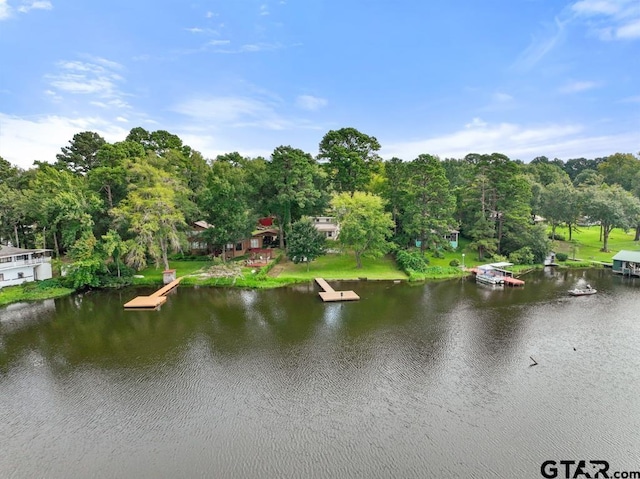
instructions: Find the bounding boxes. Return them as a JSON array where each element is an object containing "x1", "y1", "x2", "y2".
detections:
[{"x1": 1, "y1": 0, "x2": 638, "y2": 169}]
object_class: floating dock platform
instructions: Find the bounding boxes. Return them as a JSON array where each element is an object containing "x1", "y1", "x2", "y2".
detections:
[
  {"x1": 124, "y1": 277, "x2": 182, "y2": 310},
  {"x1": 315, "y1": 278, "x2": 360, "y2": 302}
]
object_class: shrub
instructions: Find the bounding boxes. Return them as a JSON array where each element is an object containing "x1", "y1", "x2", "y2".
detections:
[
  {"x1": 555, "y1": 252, "x2": 568, "y2": 262},
  {"x1": 395, "y1": 249, "x2": 429, "y2": 273},
  {"x1": 168, "y1": 252, "x2": 208, "y2": 261},
  {"x1": 508, "y1": 247, "x2": 535, "y2": 265},
  {"x1": 548, "y1": 233, "x2": 565, "y2": 241},
  {"x1": 449, "y1": 259, "x2": 460, "y2": 267}
]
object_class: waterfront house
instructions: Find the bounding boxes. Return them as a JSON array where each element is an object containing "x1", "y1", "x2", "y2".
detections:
[
  {"x1": 414, "y1": 229, "x2": 460, "y2": 249},
  {"x1": 187, "y1": 220, "x2": 214, "y2": 254},
  {"x1": 310, "y1": 216, "x2": 340, "y2": 240},
  {"x1": 0, "y1": 246, "x2": 53, "y2": 289},
  {"x1": 611, "y1": 250, "x2": 640, "y2": 277}
]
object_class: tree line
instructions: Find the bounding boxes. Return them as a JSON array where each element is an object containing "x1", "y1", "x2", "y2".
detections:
[{"x1": 0, "y1": 126, "x2": 639, "y2": 287}]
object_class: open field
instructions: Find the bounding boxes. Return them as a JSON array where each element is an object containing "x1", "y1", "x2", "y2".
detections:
[
  {"x1": 275, "y1": 251, "x2": 408, "y2": 281},
  {"x1": 551, "y1": 226, "x2": 639, "y2": 263}
]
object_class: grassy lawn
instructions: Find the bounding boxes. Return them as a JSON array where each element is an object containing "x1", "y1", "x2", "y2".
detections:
[
  {"x1": 276, "y1": 252, "x2": 408, "y2": 281},
  {"x1": 551, "y1": 226, "x2": 639, "y2": 263},
  {"x1": 0, "y1": 283, "x2": 74, "y2": 307}
]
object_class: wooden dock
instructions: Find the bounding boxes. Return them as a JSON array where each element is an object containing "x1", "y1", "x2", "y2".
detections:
[
  {"x1": 124, "y1": 277, "x2": 182, "y2": 310},
  {"x1": 315, "y1": 278, "x2": 360, "y2": 302},
  {"x1": 503, "y1": 276, "x2": 525, "y2": 286}
]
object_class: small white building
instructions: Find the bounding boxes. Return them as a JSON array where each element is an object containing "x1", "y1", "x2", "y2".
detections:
[
  {"x1": 310, "y1": 216, "x2": 340, "y2": 240},
  {"x1": 0, "y1": 246, "x2": 53, "y2": 289}
]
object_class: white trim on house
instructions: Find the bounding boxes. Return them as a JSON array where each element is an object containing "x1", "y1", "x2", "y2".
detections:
[{"x1": 0, "y1": 246, "x2": 53, "y2": 289}]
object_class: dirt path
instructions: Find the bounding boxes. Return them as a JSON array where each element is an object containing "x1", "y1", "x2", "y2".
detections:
[{"x1": 268, "y1": 264, "x2": 286, "y2": 277}]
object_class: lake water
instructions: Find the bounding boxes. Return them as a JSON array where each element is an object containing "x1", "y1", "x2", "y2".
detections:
[{"x1": 1, "y1": 269, "x2": 639, "y2": 478}]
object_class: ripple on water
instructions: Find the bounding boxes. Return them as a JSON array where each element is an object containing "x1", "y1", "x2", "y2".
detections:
[{"x1": 1, "y1": 272, "x2": 639, "y2": 478}]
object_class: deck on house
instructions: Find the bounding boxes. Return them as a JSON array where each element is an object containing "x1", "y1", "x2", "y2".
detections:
[
  {"x1": 315, "y1": 277, "x2": 360, "y2": 302},
  {"x1": 124, "y1": 277, "x2": 182, "y2": 310}
]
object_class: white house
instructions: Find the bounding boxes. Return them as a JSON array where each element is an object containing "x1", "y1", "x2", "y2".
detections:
[
  {"x1": 0, "y1": 246, "x2": 53, "y2": 289},
  {"x1": 310, "y1": 216, "x2": 340, "y2": 240}
]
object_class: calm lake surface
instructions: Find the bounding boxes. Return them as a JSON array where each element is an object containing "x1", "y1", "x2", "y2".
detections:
[{"x1": 1, "y1": 269, "x2": 639, "y2": 478}]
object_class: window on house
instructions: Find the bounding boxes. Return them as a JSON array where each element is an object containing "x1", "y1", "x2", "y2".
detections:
[
  {"x1": 250, "y1": 239, "x2": 260, "y2": 248},
  {"x1": 17, "y1": 272, "x2": 24, "y2": 279},
  {"x1": 235, "y1": 242, "x2": 243, "y2": 251},
  {"x1": 327, "y1": 231, "x2": 333, "y2": 237},
  {"x1": 0, "y1": 257, "x2": 12, "y2": 263},
  {"x1": 226, "y1": 243, "x2": 234, "y2": 250}
]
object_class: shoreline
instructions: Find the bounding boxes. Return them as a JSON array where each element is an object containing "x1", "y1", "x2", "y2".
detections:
[{"x1": 0, "y1": 261, "x2": 606, "y2": 308}]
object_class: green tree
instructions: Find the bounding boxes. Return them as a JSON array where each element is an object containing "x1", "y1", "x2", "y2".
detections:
[
  {"x1": 461, "y1": 153, "x2": 532, "y2": 258},
  {"x1": 287, "y1": 218, "x2": 327, "y2": 271},
  {"x1": 540, "y1": 180, "x2": 580, "y2": 240},
  {"x1": 331, "y1": 192, "x2": 394, "y2": 268},
  {"x1": 467, "y1": 211, "x2": 498, "y2": 261},
  {"x1": 198, "y1": 160, "x2": 254, "y2": 260},
  {"x1": 380, "y1": 157, "x2": 408, "y2": 237},
  {"x1": 563, "y1": 157, "x2": 604, "y2": 182},
  {"x1": 266, "y1": 146, "x2": 322, "y2": 249},
  {"x1": 101, "y1": 229, "x2": 129, "y2": 278},
  {"x1": 318, "y1": 127, "x2": 381, "y2": 195},
  {"x1": 598, "y1": 153, "x2": 640, "y2": 191},
  {"x1": 25, "y1": 165, "x2": 101, "y2": 256},
  {"x1": 111, "y1": 160, "x2": 187, "y2": 270},
  {"x1": 55, "y1": 131, "x2": 106, "y2": 174},
  {"x1": 402, "y1": 154, "x2": 456, "y2": 253},
  {"x1": 582, "y1": 184, "x2": 640, "y2": 252}
]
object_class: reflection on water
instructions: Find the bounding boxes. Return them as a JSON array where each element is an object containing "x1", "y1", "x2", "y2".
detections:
[{"x1": 1, "y1": 269, "x2": 639, "y2": 478}]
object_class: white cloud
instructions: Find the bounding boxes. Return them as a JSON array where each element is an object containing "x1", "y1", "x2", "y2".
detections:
[
  {"x1": 295, "y1": 95, "x2": 327, "y2": 111},
  {"x1": 205, "y1": 11, "x2": 217, "y2": 18},
  {"x1": 0, "y1": 0, "x2": 11, "y2": 20},
  {"x1": 465, "y1": 118, "x2": 488, "y2": 128},
  {"x1": 493, "y1": 92, "x2": 514, "y2": 103},
  {"x1": 571, "y1": 0, "x2": 640, "y2": 40},
  {"x1": 0, "y1": 113, "x2": 128, "y2": 169},
  {"x1": 173, "y1": 96, "x2": 292, "y2": 130},
  {"x1": 1, "y1": 0, "x2": 53, "y2": 19},
  {"x1": 45, "y1": 58, "x2": 130, "y2": 109},
  {"x1": 559, "y1": 80, "x2": 599, "y2": 93},
  {"x1": 17, "y1": 0, "x2": 51, "y2": 13},
  {"x1": 239, "y1": 42, "x2": 281, "y2": 52},
  {"x1": 572, "y1": 0, "x2": 622, "y2": 16},
  {"x1": 513, "y1": 17, "x2": 568, "y2": 71},
  {"x1": 380, "y1": 119, "x2": 638, "y2": 161},
  {"x1": 616, "y1": 18, "x2": 640, "y2": 38},
  {"x1": 210, "y1": 42, "x2": 285, "y2": 53},
  {"x1": 260, "y1": 4, "x2": 269, "y2": 16}
]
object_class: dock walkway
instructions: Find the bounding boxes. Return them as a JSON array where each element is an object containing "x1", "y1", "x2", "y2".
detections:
[
  {"x1": 315, "y1": 278, "x2": 360, "y2": 302},
  {"x1": 124, "y1": 277, "x2": 182, "y2": 310}
]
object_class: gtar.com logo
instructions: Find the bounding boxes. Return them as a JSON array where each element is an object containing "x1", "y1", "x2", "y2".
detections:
[{"x1": 541, "y1": 460, "x2": 640, "y2": 479}]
